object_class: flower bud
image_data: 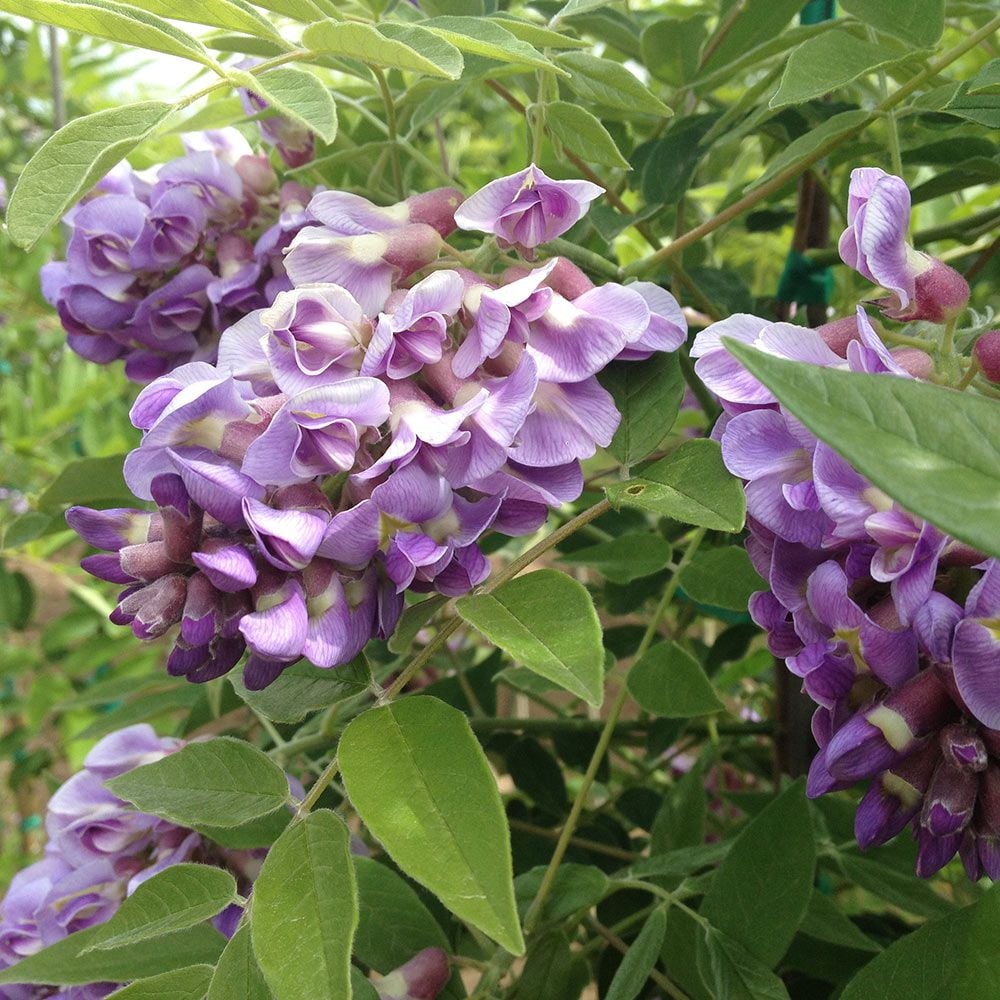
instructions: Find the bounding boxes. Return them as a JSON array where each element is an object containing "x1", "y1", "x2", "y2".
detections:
[
  {"x1": 404, "y1": 187, "x2": 465, "y2": 237},
  {"x1": 376, "y1": 947, "x2": 450, "y2": 1000},
  {"x1": 974, "y1": 331, "x2": 1000, "y2": 384}
]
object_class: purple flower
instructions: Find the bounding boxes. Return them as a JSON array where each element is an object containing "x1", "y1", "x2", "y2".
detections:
[
  {"x1": 241, "y1": 378, "x2": 390, "y2": 485},
  {"x1": 362, "y1": 270, "x2": 464, "y2": 379},
  {"x1": 454, "y1": 164, "x2": 602, "y2": 252},
  {"x1": 952, "y1": 560, "x2": 1000, "y2": 729},
  {"x1": 284, "y1": 224, "x2": 442, "y2": 316},
  {"x1": 839, "y1": 167, "x2": 969, "y2": 323},
  {"x1": 375, "y1": 947, "x2": 450, "y2": 1000}
]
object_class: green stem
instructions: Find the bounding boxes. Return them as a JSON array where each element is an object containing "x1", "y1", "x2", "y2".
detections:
[
  {"x1": 519, "y1": 528, "x2": 706, "y2": 938},
  {"x1": 623, "y1": 14, "x2": 1000, "y2": 278},
  {"x1": 372, "y1": 67, "x2": 404, "y2": 199}
]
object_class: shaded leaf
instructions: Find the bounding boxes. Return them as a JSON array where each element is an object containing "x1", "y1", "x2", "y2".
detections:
[{"x1": 628, "y1": 642, "x2": 724, "y2": 718}]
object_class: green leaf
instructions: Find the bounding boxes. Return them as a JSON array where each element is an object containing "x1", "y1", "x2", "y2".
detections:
[
  {"x1": 251, "y1": 810, "x2": 358, "y2": 1000},
  {"x1": 798, "y1": 890, "x2": 881, "y2": 953},
  {"x1": 457, "y1": 569, "x2": 604, "y2": 707},
  {"x1": 701, "y1": 780, "x2": 815, "y2": 967},
  {"x1": 7, "y1": 101, "x2": 171, "y2": 251},
  {"x1": 679, "y1": 546, "x2": 764, "y2": 612},
  {"x1": 837, "y1": 853, "x2": 954, "y2": 918},
  {"x1": 724, "y1": 341, "x2": 1000, "y2": 560},
  {"x1": 698, "y1": 927, "x2": 791, "y2": 1000},
  {"x1": 2, "y1": 512, "x2": 52, "y2": 549},
  {"x1": 606, "y1": 439, "x2": 746, "y2": 532},
  {"x1": 301, "y1": 21, "x2": 463, "y2": 79},
  {"x1": 0, "y1": 925, "x2": 225, "y2": 987},
  {"x1": 388, "y1": 595, "x2": 449, "y2": 654},
  {"x1": 0, "y1": 0, "x2": 216, "y2": 66},
  {"x1": 106, "y1": 736, "x2": 291, "y2": 828},
  {"x1": 558, "y1": 51, "x2": 671, "y2": 115},
  {"x1": 605, "y1": 909, "x2": 668, "y2": 1000},
  {"x1": 559, "y1": 533, "x2": 672, "y2": 584},
  {"x1": 231, "y1": 654, "x2": 372, "y2": 723},
  {"x1": 423, "y1": 17, "x2": 562, "y2": 73},
  {"x1": 841, "y1": 885, "x2": 1000, "y2": 1000},
  {"x1": 968, "y1": 58, "x2": 1000, "y2": 96},
  {"x1": 511, "y1": 930, "x2": 589, "y2": 1000},
  {"x1": 839, "y1": 0, "x2": 945, "y2": 48},
  {"x1": 600, "y1": 353, "x2": 685, "y2": 466},
  {"x1": 353, "y1": 857, "x2": 449, "y2": 972},
  {"x1": 627, "y1": 642, "x2": 724, "y2": 718},
  {"x1": 771, "y1": 30, "x2": 915, "y2": 108},
  {"x1": 124, "y1": 0, "x2": 279, "y2": 40},
  {"x1": 698, "y1": 0, "x2": 808, "y2": 75},
  {"x1": 205, "y1": 926, "x2": 270, "y2": 1000},
  {"x1": 236, "y1": 66, "x2": 337, "y2": 143},
  {"x1": 490, "y1": 16, "x2": 589, "y2": 50},
  {"x1": 86, "y1": 865, "x2": 236, "y2": 953},
  {"x1": 553, "y1": 0, "x2": 609, "y2": 21},
  {"x1": 545, "y1": 101, "x2": 630, "y2": 169},
  {"x1": 514, "y1": 864, "x2": 608, "y2": 925},
  {"x1": 650, "y1": 760, "x2": 707, "y2": 853},
  {"x1": 108, "y1": 965, "x2": 215, "y2": 999},
  {"x1": 338, "y1": 696, "x2": 524, "y2": 955},
  {"x1": 750, "y1": 110, "x2": 870, "y2": 189}
]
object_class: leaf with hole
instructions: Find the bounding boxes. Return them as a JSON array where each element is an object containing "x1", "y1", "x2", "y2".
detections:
[{"x1": 606, "y1": 439, "x2": 746, "y2": 532}]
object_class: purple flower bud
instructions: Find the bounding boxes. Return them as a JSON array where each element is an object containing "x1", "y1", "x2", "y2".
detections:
[
  {"x1": 939, "y1": 723, "x2": 987, "y2": 772},
  {"x1": 284, "y1": 224, "x2": 442, "y2": 316},
  {"x1": 65, "y1": 507, "x2": 157, "y2": 552},
  {"x1": 240, "y1": 572, "x2": 309, "y2": 662},
  {"x1": 192, "y1": 540, "x2": 259, "y2": 592},
  {"x1": 974, "y1": 331, "x2": 1000, "y2": 384},
  {"x1": 404, "y1": 187, "x2": 464, "y2": 237},
  {"x1": 113, "y1": 574, "x2": 188, "y2": 639},
  {"x1": 376, "y1": 947, "x2": 450, "y2": 1000},
  {"x1": 118, "y1": 540, "x2": 180, "y2": 583},
  {"x1": 825, "y1": 668, "x2": 954, "y2": 782},
  {"x1": 920, "y1": 759, "x2": 978, "y2": 838},
  {"x1": 915, "y1": 826, "x2": 964, "y2": 879},
  {"x1": 855, "y1": 741, "x2": 938, "y2": 849},
  {"x1": 454, "y1": 164, "x2": 602, "y2": 252}
]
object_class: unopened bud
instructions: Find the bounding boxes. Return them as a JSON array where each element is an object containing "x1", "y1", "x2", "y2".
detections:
[{"x1": 974, "y1": 331, "x2": 1000, "y2": 383}]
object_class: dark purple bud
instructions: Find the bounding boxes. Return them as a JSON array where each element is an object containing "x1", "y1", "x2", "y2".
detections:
[
  {"x1": 939, "y1": 723, "x2": 987, "y2": 772},
  {"x1": 81, "y1": 553, "x2": 137, "y2": 584},
  {"x1": 242, "y1": 654, "x2": 291, "y2": 691},
  {"x1": 854, "y1": 741, "x2": 938, "y2": 850},
  {"x1": 826, "y1": 669, "x2": 953, "y2": 782},
  {"x1": 979, "y1": 764, "x2": 1000, "y2": 833},
  {"x1": 815, "y1": 316, "x2": 859, "y2": 358},
  {"x1": 974, "y1": 331, "x2": 1000, "y2": 384},
  {"x1": 920, "y1": 759, "x2": 978, "y2": 838},
  {"x1": 907, "y1": 258, "x2": 970, "y2": 324},
  {"x1": 377, "y1": 947, "x2": 450, "y2": 1000},
  {"x1": 118, "y1": 540, "x2": 179, "y2": 582},
  {"x1": 151, "y1": 473, "x2": 203, "y2": 563},
  {"x1": 65, "y1": 506, "x2": 154, "y2": 551},
  {"x1": 180, "y1": 572, "x2": 222, "y2": 646},
  {"x1": 115, "y1": 575, "x2": 187, "y2": 639},
  {"x1": 961, "y1": 824, "x2": 1000, "y2": 882},
  {"x1": 168, "y1": 635, "x2": 245, "y2": 683},
  {"x1": 915, "y1": 826, "x2": 963, "y2": 878}
]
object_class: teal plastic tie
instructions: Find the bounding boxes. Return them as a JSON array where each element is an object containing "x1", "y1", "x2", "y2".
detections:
[
  {"x1": 777, "y1": 249, "x2": 834, "y2": 305},
  {"x1": 800, "y1": 0, "x2": 835, "y2": 25}
]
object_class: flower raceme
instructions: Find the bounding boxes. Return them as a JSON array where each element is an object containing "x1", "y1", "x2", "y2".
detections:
[
  {"x1": 67, "y1": 164, "x2": 686, "y2": 691},
  {"x1": 694, "y1": 168, "x2": 996, "y2": 879},
  {"x1": 0, "y1": 725, "x2": 451, "y2": 999},
  {"x1": 41, "y1": 127, "x2": 316, "y2": 384}
]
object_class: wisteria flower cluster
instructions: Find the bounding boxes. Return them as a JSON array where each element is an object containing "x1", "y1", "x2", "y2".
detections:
[
  {"x1": 0, "y1": 725, "x2": 450, "y2": 999},
  {"x1": 40, "y1": 127, "x2": 315, "y2": 384},
  {"x1": 67, "y1": 163, "x2": 687, "y2": 691},
  {"x1": 693, "y1": 167, "x2": 998, "y2": 878},
  {"x1": 0, "y1": 724, "x2": 261, "y2": 998}
]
